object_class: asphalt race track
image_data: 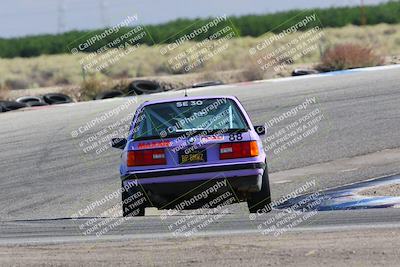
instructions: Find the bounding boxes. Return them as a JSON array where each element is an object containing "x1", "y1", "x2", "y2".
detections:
[{"x1": 1, "y1": 66, "x2": 400, "y2": 265}]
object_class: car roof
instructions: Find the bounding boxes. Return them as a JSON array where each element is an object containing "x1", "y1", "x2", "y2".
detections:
[{"x1": 141, "y1": 95, "x2": 238, "y2": 107}]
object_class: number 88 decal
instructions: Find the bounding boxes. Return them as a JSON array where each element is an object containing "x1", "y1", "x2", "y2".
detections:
[{"x1": 229, "y1": 133, "x2": 243, "y2": 141}]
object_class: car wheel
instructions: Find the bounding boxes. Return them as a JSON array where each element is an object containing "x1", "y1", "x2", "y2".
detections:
[
  {"x1": 247, "y1": 165, "x2": 272, "y2": 213},
  {"x1": 121, "y1": 182, "x2": 146, "y2": 217}
]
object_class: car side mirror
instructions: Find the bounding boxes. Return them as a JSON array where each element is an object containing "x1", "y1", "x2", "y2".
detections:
[
  {"x1": 254, "y1": 125, "x2": 266, "y2": 135},
  {"x1": 111, "y1": 138, "x2": 127, "y2": 149}
]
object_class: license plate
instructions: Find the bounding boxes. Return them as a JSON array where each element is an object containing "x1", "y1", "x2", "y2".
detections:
[{"x1": 179, "y1": 149, "x2": 206, "y2": 164}]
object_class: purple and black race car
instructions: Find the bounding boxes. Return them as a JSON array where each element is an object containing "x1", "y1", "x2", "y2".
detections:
[{"x1": 112, "y1": 96, "x2": 271, "y2": 216}]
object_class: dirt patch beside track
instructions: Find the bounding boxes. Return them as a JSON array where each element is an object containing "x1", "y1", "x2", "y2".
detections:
[{"x1": 360, "y1": 183, "x2": 400, "y2": 197}]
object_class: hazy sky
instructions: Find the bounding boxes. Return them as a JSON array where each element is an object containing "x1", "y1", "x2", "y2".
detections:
[{"x1": 0, "y1": 0, "x2": 389, "y2": 38}]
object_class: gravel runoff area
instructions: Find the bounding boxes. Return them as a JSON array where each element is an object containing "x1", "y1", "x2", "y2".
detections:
[
  {"x1": 360, "y1": 183, "x2": 400, "y2": 197},
  {"x1": 1, "y1": 227, "x2": 400, "y2": 266}
]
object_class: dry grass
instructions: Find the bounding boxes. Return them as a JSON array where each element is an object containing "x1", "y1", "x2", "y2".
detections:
[
  {"x1": 317, "y1": 43, "x2": 384, "y2": 71},
  {"x1": 79, "y1": 77, "x2": 136, "y2": 101},
  {"x1": 80, "y1": 76, "x2": 109, "y2": 101},
  {"x1": 0, "y1": 86, "x2": 10, "y2": 100},
  {"x1": 0, "y1": 23, "x2": 399, "y2": 91}
]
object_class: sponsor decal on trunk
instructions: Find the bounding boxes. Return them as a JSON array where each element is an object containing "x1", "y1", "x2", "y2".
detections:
[{"x1": 138, "y1": 141, "x2": 172, "y2": 149}]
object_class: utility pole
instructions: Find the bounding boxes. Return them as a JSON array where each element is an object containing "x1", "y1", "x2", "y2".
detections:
[
  {"x1": 99, "y1": 0, "x2": 110, "y2": 27},
  {"x1": 57, "y1": 0, "x2": 66, "y2": 33},
  {"x1": 360, "y1": 0, "x2": 367, "y2": 26}
]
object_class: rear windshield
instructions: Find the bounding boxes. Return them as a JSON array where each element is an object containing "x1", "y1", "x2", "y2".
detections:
[{"x1": 133, "y1": 98, "x2": 248, "y2": 140}]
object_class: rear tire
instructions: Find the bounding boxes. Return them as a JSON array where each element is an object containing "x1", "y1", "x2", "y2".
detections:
[
  {"x1": 247, "y1": 165, "x2": 272, "y2": 213},
  {"x1": 122, "y1": 182, "x2": 146, "y2": 217}
]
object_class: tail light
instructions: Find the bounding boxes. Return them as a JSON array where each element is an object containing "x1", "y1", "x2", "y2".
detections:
[
  {"x1": 127, "y1": 149, "x2": 166, "y2": 166},
  {"x1": 219, "y1": 141, "x2": 259, "y2": 160}
]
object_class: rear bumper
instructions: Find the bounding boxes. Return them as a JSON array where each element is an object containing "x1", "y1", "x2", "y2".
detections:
[
  {"x1": 141, "y1": 175, "x2": 262, "y2": 197},
  {"x1": 122, "y1": 162, "x2": 265, "y2": 185}
]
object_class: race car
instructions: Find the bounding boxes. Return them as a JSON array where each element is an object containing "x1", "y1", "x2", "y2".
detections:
[{"x1": 112, "y1": 96, "x2": 271, "y2": 216}]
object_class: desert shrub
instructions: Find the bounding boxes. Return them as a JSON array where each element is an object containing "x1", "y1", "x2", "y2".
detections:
[
  {"x1": 111, "y1": 79, "x2": 130, "y2": 94},
  {"x1": 113, "y1": 69, "x2": 130, "y2": 79},
  {"x1": 154, "y1": 62, "x2": 173, "y2": 75},
  {"x1": 58, "y1": 86, "x2": 78, "y2": 102},
  {"x1": 241, "y1": 62, "x2": 265, "y2": 81},
  {"x1": 384, "y1": 28, "x2": 397, "y2": 35},
  {"x1": 317, "y1": 43, "x2": 383, "y2": 71},
  {"x1": 80, "y1": 77, "x2": 109, "y2": 101},
  {"x1": 54, "y1": 76, "x2": 71, "y2": 85},
  {"x1": 79, "y1": 76, "x2": 129, "y2": 101},
  {"x1": 4, "y1": 78, "x2": 30, "y2": 89}
]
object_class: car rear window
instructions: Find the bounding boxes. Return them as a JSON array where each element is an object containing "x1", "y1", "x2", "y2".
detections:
[{"x1": 133, "y1": 98, "x2": 248, "y2": 140}]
